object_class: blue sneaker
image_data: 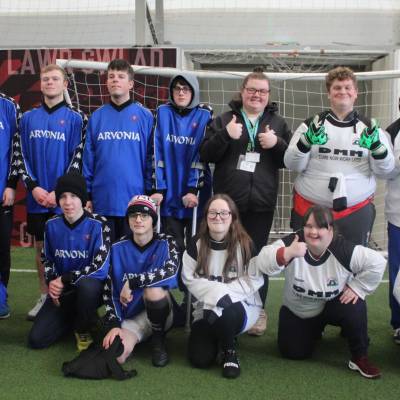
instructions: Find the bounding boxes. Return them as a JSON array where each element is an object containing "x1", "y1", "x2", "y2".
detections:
[{"x1": 0, "y1": 303, "x2": 10, "y2": 319}]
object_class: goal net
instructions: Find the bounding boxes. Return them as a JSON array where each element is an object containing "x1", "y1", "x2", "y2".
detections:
[{"x1": 58, "y1": 58, "x2": 399, "y2": 252}]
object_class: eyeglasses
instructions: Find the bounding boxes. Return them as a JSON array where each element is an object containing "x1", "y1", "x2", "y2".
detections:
[
  {"x1": 244, "y1": 87, "x2": 270, "y2": 96},
  {"x1": 129, "y1": 212, "x2": 150, "y2": 221},
  {"x1": 207, "y1": 210, "x2": 231, "y2": 220},
  {"x1": 173, "y1": 85, "x2": 191, "y2": 94}
]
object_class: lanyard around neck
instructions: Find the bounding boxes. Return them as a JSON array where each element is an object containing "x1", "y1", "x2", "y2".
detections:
[{"x1": 241, "y1": 108, "x2": 260, "y2": 151}]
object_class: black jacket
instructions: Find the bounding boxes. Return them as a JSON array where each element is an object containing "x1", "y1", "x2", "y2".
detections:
[{"x1": 200, "y1": 100, "x2": 291, "y2": 212}]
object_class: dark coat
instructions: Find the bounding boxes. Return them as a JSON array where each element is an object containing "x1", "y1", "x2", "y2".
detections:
[{"x1": 200, "y1": 100, "x2": 291, "y2": 212}]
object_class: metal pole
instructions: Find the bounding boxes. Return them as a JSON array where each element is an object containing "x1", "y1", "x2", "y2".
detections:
[
  {"x1": 135, "y1": 0, "x2": 146, "y2": 46},
  {"x1": 156, "y1": 205, "x2": 161, "y2": 234},
  {"x1": 185, "y1": 205, "x2": 198, "y2": 332}
]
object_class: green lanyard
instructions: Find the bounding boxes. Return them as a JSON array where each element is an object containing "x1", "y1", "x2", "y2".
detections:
[{"x1": 241, "y1": 109, "x2": 260, "y2": 152}]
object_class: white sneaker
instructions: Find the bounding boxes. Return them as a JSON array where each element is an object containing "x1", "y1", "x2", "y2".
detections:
[
  {"x1": 247, "y1": 309, "x2": 267, "y2": 336},
  {"x1": 27, "y1": 294, "x2": 47, "y2": 321},
  {"x1": 393, "y1": 328, "x2": 400, "y2": 345}
]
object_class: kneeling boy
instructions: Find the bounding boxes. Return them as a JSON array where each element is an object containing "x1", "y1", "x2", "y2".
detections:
[
  {"x1": 28, "y1": 172, "x2": 111, "y2": 351},
  {"x1": 103, "y1": 195, "x2": 180, "y2": 367}
]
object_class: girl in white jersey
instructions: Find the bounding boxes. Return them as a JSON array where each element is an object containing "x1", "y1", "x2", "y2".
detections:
[
  {"x1": 254, "y1": 205, "x2": 385, "y2": 379},
  {"x1": 182, "y1": 194, "x2": 270, "y2": 379}
]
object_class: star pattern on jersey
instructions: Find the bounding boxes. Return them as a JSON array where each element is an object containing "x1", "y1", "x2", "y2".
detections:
[
  {"x1": 47, "y1": 216, "x2": 111, "y2": 284},
  {"x1": 125, "y1": 234, "x2": 180, "y2": 290}
]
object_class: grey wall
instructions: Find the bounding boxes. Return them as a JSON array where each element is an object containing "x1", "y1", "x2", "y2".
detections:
[{"x1": 0, "y1": 8, "x2": 399, "y2": 49}]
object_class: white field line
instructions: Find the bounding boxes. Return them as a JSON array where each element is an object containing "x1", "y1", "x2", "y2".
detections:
[{"x1": 9, "y1": 268, "x2": 390, "y2": 283}]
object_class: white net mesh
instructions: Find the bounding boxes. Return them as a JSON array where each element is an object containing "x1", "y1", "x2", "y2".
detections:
[{"x1": 60, "y1": 59, "x2": 398, "y2": 250}]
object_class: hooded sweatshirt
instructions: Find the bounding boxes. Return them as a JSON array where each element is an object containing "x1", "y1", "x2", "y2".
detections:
[{"x1": 152, "y1": 72, "x2": 213, "y2": 219}]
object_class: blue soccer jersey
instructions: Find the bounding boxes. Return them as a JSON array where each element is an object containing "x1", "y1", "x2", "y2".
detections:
[
  {"x1": 83, "y1": 100, "x2": 153, "y2": 217},
  {"x1": 18, "y1": 101, "x2": 87, "y2": 213},
  {"x1": 43, "y1": 211, "x2": 111, "y2": 285},
  {"x1": 0, "y1": 93, "x2": 21, "y2": 196},
  {"x1": 153, "y1": 103, "x2": 212, "y2": 219},
  {"x1": 103, "y1": 233, "x2": 180, "y2": 328}
]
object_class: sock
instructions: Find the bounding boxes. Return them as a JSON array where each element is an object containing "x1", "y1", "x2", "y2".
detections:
[{"x1": 145, "y1": 296, "x2": 170, "y2": 335}]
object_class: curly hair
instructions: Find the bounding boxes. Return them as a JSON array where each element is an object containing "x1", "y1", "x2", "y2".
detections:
[{"x1": 325, "y1": 66, "x2": 357, "y2": 92}]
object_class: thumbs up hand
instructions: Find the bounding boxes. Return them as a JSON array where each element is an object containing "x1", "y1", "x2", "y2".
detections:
[
  {"x1": 284, "y1": 234, "x2": 307, "y2": 262},
  {"x1": 226, "y1": 114, "x2": 243, "y2": 140},
  {"x1": 258, "y1": 125, "x2": 277, "y2": 149}
]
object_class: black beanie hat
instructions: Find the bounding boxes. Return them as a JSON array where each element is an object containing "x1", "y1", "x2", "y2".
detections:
[
  {"x1": 55, "y1": 172, "x2": 88, "y2": 207},
  {"x1": 126, "y1": 195, "x2": 158, "y2": 226}
]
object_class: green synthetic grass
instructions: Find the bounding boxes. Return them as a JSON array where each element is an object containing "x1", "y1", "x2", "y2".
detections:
[{"x1": 1, "y1": 247, "x2": 399, "y2": 400}]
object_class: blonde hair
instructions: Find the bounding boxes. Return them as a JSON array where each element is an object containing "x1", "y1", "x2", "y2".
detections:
[{"x1": 40, "y1": 64, "x2": 68, "y2": 82}]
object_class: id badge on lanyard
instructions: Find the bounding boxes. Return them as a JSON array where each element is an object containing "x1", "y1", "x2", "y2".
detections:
[{"x1": 237, "y1": 110, "x2": 260, "y2": 173}]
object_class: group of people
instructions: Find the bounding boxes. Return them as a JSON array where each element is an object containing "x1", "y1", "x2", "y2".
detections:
[{"x1": 0, "y1": 60, "x2": 399, "y2": 380}]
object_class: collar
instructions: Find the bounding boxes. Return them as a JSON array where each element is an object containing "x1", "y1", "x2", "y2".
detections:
[
  {"x1": 169, "y1": 102, "x2": 193, "y2": 116},
  {"x1": 304, "y1": 248, "x2": 331, "y2": 266},
  {"x1": 110, "y1": 98, "x2": 133, "y2": 112},
  {"x1": 130, "y1": 233, "x2": 155, "y2": 252},
  {"x1": 62, "y1": 210, "x2": 87, "y2": 229},
  {"x1": 43, "y1": 100, "x2": 67, "y2": 114},
  {"x1": 326, "y1": 109, "x2": 358, "y2": 131},
  {"x1": 209, "y1": 238, "x2": 228, "y2": 251}
]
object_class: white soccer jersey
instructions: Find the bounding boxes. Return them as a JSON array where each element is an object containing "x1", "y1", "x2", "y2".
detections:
[
  {"x1": 182, "y1": 238, "x2": 272, "y2": 320},
  {"x1": 284, "y1": 111, "x2": 394, "y2": 207},
  {"x1": 253, "y1": 231, "x2": 386, "y2": 319},
  {"x1": 385, "y1": 119, "x2": 400, "y2": 227}
]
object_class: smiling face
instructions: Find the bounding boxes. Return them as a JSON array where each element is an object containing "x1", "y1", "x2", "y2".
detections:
[
  {"x1": 107, "y1": 69, "x2": 133, "y2": 103},
  {"x1": 40, "y1": 69, "x2": 67, "y2": 102},
  {"x1": 206, "y1": 198, "x2": 232, "y2": 241},
  {"x1": 241, "y1": 78, "x2": 270, "y2": 115},
  {"x1": 128, "y1": 212, "x2": 153, "y2": 237},
  {"x1": 59, "y1": 192, "x2": 83, "y2": 224},
  {"x1": 327, "y1": 78, "x2": 358, "y2": 116},
  {"x1": 303, "y1": 212, "x2": 333, "y2": 256}
]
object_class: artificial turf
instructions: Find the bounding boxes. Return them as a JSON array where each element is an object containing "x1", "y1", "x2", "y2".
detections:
[{"x1": 1, "y1": 247, "x2": 399, "y2": 400}]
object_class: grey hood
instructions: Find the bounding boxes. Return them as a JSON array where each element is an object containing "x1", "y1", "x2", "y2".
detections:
[{"x1": 168, "y1": 71, "x2": 200, "y2": 110}]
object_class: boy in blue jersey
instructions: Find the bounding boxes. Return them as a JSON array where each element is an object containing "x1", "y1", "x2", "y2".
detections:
[
  {"x1": 151, "y1": 73, "x2": 212, "y2": 254},
  {"x1": 103, "y1": 196, "x2": 180, "y2": 367},
  {"x1": 83, "y1": 59, "x2": 153, "y2": 242},
  {"x1": 0, "y1": 92, "x2": 21, "y2": 318},
  {"x1": 28, "y1": 172, "x2": 111, "y2": 351},
  {"x1": 16, "y1": 64, "x2": 87, "y2": 320}
]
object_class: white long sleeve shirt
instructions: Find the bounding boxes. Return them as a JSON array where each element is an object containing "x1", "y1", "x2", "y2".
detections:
[{"x1": 284, "y1": 111, "x2": 394, "y2": 207}]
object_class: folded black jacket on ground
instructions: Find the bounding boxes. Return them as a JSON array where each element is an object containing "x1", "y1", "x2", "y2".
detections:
[{"x1": 62, "y1": 336, "x2": 137, "y2": 380}]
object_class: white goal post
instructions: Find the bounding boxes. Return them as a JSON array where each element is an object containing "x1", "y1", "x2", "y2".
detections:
[{"x1": 57, "y1": 58, "x2": 400, "y2": 252}]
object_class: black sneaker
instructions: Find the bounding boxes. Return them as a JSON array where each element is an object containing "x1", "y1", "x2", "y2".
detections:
[
  {"x1": 222, "y1": 349, "x2": 240, "y2": 379},
  {"x1": 151, "y1": 334, "x2": 169, "y2": 367}
]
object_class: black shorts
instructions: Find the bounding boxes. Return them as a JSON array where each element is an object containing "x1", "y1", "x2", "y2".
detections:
[
  {"x1": 104, "y1": 215, "x2": 130, "y2": 243},
  {"x1": 27, "y1": 212, "x2": 55, "y2": 242}
]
